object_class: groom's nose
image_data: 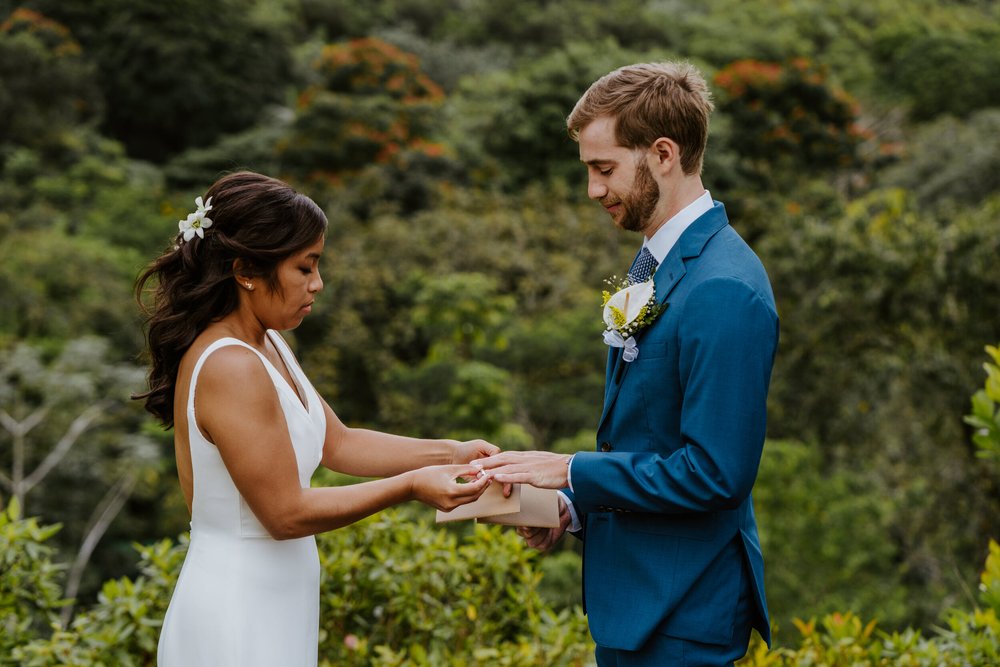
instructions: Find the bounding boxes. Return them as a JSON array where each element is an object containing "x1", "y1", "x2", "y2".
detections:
[{"x1": 588, "y1": 175, "x2": 608, "y2": 200}]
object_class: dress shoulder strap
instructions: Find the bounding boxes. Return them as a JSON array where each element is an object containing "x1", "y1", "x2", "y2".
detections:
[{"x1": 186, "y1": 337, "x2": 269, "y2": 412}]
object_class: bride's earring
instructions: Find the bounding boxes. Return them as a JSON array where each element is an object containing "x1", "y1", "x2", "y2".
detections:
[{"x1": 245, "y1": 282, "x2": 253, "y2": 290}]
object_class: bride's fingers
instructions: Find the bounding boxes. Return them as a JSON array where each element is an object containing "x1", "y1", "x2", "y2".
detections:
[{"x1": 451, "y1": 471, "x2": 490, "y2": 496}]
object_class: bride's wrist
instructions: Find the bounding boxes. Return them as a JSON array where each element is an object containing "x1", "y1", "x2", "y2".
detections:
[
  {"x1": 444, "y1": 439, "x2": 462, "y2": 465},
  {"x1": 402, "y1": 468, "x2": 418, "y2": 502}
]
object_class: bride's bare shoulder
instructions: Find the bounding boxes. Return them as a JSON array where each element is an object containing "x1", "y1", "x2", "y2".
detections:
[{"x1": 179, "y1": 334, "x2": 264, "y2": 391}]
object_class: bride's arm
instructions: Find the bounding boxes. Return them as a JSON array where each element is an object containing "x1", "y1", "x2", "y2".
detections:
[
  {"x1": 318, "y1": 397, "x2": 499, "y2": 477},
  {"x1": 196, "y1": 347, "x2": 489, "y2": 540}
]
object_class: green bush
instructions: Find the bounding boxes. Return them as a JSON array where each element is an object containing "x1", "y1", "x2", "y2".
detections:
[
  {"x1": 5, "y1": 503, "x2": 593, "y2": 665},
  {"x1": 314, "y1": 510, "x2": 592, "y2": 665},
  {"x1": 12, "y1": 537, "x2": 184, "y2": 667},
  {"x1": 739, "y1": 540, "x2": 1000, "y2": 666},
  {"x1": 965, "y1": 344, "x2": 1000, "y2": 463},
  {"x1": 753, "y1": 440, "x2": 906, "y2": 631},
  {"x1": 0, "y1": 498, "x2": 66, "y2": 663}
]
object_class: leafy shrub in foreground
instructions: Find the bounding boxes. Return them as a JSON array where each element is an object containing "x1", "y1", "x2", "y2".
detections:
[
  {"x1": 0, "y1": 499, "x2": 65, "y2": 663},
  {"x1": 317, "y1": 510, "x2": 592, "y2": 665},
  {"x1": 738, "y1": 539, "x2": 1000, "y2": 666},
  {"x1": 7, "y1": 505, "x2": 592, "y2": 666}
]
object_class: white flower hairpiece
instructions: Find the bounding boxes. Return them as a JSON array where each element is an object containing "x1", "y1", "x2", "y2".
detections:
[{"x1": 178, "y1": 196, "x2": 214, "y2": 242}]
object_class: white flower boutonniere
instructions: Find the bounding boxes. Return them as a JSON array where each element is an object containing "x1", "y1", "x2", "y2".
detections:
[
  {"x1": 601, "y1": 274, "x2": 667, "y2": 362},
  {"x1": 178, "y1": 196, "x2": 214, "y2": 242}
]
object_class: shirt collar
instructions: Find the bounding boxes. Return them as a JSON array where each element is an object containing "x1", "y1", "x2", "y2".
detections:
[{"x1": 643, "y1": 190, "x2": 713, "y2": 264}]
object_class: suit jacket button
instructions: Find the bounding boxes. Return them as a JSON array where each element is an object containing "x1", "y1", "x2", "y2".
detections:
[{"x1": 600, "y1": 442, "x2": 612, "y2": 452}]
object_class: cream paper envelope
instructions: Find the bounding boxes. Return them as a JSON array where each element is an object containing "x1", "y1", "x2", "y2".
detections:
[
  {"x1": 480, "y1": 485, "x2": 560, "y2": 528},
  {"x1": 435, "y1": 482, "x2": 520, "y2": 523}
]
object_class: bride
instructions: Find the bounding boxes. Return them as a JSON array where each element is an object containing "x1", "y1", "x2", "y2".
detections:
[{"x1": 134, "y1": 171, "x2": 495, "y2": 666}]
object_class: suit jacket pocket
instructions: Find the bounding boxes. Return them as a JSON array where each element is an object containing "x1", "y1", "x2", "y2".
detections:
[
  {"x1": 622, "y1": 511, "x2": 720, "y2": 541},
  {"x1": 633, "y1": 332, "x2": 670, "y2": 360}
]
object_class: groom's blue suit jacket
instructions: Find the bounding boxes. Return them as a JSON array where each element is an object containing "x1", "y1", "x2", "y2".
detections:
[{"x1": 566, "y1": 202, "x2": 777, "y2": 651}]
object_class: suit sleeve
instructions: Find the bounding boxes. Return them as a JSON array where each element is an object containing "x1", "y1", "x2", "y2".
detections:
[{"x1": 570, "y1": 276, "x2": 779, "y2": 514}]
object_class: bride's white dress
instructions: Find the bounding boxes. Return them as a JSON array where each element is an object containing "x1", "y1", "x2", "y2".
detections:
[{"x1": 157, "y1": 331, "x2": 325, "y2": 667}]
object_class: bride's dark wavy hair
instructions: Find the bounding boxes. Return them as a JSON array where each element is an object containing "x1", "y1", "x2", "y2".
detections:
[{"x1": 133, "y1": 171, "x2": 328, "y2": 428}]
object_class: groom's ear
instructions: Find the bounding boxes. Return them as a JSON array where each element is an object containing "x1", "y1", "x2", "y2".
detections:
[{"x1": 650, "y1": 137, "x2": 681, "y2": 175}]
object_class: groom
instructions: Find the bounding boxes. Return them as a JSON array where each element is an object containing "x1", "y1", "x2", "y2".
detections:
[{"x1": 475, "y1": 61, "x2": 778, "y2": 666}]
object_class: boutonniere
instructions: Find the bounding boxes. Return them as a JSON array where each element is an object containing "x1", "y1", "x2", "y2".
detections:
[{"x1": 601, "y1": 274, "x2": 667, "y2": 362}]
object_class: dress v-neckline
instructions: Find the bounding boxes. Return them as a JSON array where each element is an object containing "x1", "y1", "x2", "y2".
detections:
[{"x1": 262, "y1": 332, "x2": 310, "y2": 414}]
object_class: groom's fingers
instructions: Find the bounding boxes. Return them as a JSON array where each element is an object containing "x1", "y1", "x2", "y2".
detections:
[
  {"x1": 488, "y1": 469, "x2": 536, "y2": 485},
  {"x1": 519, "y1": 527, "x2": 556, "y2": 551},
  {"x1": 484, "y1": 462, "x2": 550, "y2": 485},
  {"x1": 473, "y1": 451, "x2": 534, "y2": 467}
]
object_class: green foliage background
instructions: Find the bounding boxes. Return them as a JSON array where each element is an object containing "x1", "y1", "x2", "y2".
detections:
[{"x1": 1, "y1": 0, "x2": 999, "y2": 663}]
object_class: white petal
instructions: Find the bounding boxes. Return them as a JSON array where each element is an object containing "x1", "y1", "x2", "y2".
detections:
[
  {"x1": 203, "y1": 196, "x2": 213, "y2": 211},
  {"x1": 195, "y1": 227, "x2": 205, "y2": 239},
  {"x1": 604, "y1": 280, "x2": 655, "y2": 326},
  {"x1": 183, "y1": 228, "x2": 196, "y2": 241},
  {"x1": 195, "y1": 196, "x2": 205, "y2": 209},
  {"x1": 200, "y1": 217, "x2": 213, "y2": 229},
  {"x1": 179, "y1": 219, "x2": 187, "y2": 231}
]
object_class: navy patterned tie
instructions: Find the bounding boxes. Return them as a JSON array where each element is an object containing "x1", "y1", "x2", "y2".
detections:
[{"x1": 627, "y1": 246, "x2": 658, "y2": 284}]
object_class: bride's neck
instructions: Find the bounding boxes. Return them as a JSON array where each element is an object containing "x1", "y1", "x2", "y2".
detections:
[{"x1": 212, "y1": 309, "x2": 269, "y2": 350}]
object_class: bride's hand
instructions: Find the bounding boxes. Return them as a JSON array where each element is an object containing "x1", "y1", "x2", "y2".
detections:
[
  {"x1": 408, "y1": 464, "x2": 491, "y2": 512},
  {"x1": 450, "y1": 439, "x2": 500, "y2": 465},
  {"x1": 451, "y1": 440, "x2": 513, "y2": 498}
]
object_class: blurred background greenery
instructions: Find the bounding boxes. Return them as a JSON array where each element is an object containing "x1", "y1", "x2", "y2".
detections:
[{"x1": 1, "y1": 0, "x2": 999, "y2": 663}]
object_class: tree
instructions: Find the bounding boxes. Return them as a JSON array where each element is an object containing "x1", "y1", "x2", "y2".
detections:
[
  {"x1": 376, "y1": 271, "x2": 528, "y2": 445},
  {"x1": 0, "y1": 231, "x2": 147, "y2": 352},
  {"x1": 0, "y1": 337, "x2": 158, "y2": 623},
  {"x1": 882, "y1": 108, "x2": 1000, "y2": 212},
  {"x1": 282, "y1": 37, "x2": 447, "y2": 178},
  {"x1": 753, "y1": 440, "x2": 906, "y2": 630},
  {"x1": 876, "y1": 27, "x2": 1000, "y2": 121},
  {"x1": 299, "y1": 186, "x2": 627, "y2": 450},
  {"x1": 28, "y1": 0, "x2": 295, "y2": 162},
  {"x1": 712, "y1": 58, "x2": 867, "y2": 185},
  {"x1": 444, "y1": 39, "x2": 646, "y2": 190},
  {"x1": 0, "y1": 8, "x2": 101, "y2": 152},
  {"x1": 757, "y1": 190, "x2": 1000, "y2": 626}
]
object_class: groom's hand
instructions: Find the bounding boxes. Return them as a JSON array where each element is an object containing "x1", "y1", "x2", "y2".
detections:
[
  {"x1": 471, "y1": 450, "x2": 571, "y2": 489},
  {"x1": 516, "y1": 495, "x2": 571, "y2": 551}
]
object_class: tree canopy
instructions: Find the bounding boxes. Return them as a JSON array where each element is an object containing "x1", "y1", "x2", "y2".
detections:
[{"x1": 0, "y1": 0, "x2": 998, "y2": 657}]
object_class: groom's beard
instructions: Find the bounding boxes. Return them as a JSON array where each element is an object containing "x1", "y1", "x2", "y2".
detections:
[{"x1": 608, "y1": 160, "x2": 660, "y2": 233}]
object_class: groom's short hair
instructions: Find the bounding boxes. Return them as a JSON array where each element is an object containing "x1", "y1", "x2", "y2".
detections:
[{"x1": 567, "y1": 61, "x2": 714, "y2": 176}]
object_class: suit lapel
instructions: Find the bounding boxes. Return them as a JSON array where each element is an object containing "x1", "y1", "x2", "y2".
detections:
[{"x1": 597, "y1": 202, "x2": 730, "y2": 432}]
